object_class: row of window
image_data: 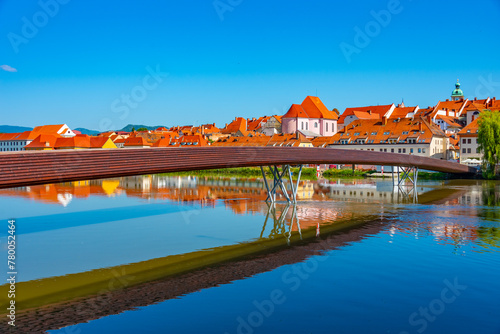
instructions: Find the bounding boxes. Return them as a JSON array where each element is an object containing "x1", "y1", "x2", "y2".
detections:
[
  {"x1": 0, "y1": 148, "x2": 24, "y2": 151},
  {"x1": 300, "y1": 122, "x2": 330, "y2": 132},
  {"x1": 462, "y1": 148, "x2": 480, "y2": 154},
  {"x1": 0, "y1": 141, "x2": 27, "y2": 146},
  {"x1": 359, "y1": 147, "x2": 426, "y2": 154},
  {"x1": 462, "y1": 138, "x2": 476, "y2": 144}
]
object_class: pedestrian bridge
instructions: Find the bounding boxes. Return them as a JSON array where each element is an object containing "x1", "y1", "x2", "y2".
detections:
[{"x1": 0, "y1": 147, "x2": 474, "y2": 195}]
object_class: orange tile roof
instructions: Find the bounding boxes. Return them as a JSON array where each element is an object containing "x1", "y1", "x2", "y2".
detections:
[
  {"x1": 301, "y1": 96, "x2": 338, "y2": 120},
  {"x1": 329, "y1": 117, "x2": 445, "y2": 145},
  {"x1": 90, "y1": 137, "x2": 113, "y2": 148},
  {"x1": 283, "y1": 97, "x2": 337, "y2": 120},
  {"x1": 339, "y1": 104, "x2": 393, "y2": 125},
  {"x1": 124, "y1": 137, "x2": 152, "y2": 147},
  {"x1": 389, "y1": 106, "x2": 418, "y2": 119},
  {"x1": 32, "y1": 124, "x2": 68, "y2": 135},
  {"x1": 24, "y1": 134, "x2": 60, "y2": 149},
  {"x1": 353, "y1": 110, "x2": 380, "y2": 120},
  {"x1": 54, "y1": 135, "x2": 91, "y2": 149},
  {"x1": 437, "y1": 115, "x2": 463, "y2": 128},
  {"x1": 221, "y1": 117, "x2": 247, "y2": 134},
  {"x1": 458, "y1": 118, "x2": 479, "y2": 137},
  {"x1": 283, "y1": 104, "x2": 309, "y2": 118},
  {"x1": 170, "y1": 134, "x2": 208, "y2": 147},
  {"x1": 152, "y1": 138, "x2": 172, "y2": 147}
]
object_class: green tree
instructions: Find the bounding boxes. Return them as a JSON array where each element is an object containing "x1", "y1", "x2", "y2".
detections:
[
  {"x1": 131, "y1": 127, "x2": 135, "y2": 132},
  {"x1": 477, "y1": 110, "x2": 500, "y2": 178},
  {"x1": 137, "y1": 127, "x2": 148, "y2": 132}
]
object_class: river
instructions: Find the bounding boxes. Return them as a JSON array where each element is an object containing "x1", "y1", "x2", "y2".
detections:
[{"x1": 0, "y1": 175, "x2": 499, "y2": 333}]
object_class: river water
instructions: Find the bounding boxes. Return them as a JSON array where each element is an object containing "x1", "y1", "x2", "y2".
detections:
[{"x1": 0, "y1": 175, "x2": 499, "y2": 333}]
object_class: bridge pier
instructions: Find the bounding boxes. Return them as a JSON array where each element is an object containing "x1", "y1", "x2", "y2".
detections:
[
  {"x1": 392, "y1": 166, "x2": 419, "y2": 188},
  {"x1": 260, "y1": 165, "x2": 303, "y2": 204}
]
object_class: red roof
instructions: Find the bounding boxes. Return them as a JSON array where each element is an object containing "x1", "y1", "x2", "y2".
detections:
[
  {"x1": 221, "y1": 117, "x2": 247, "y2": 134},
  {"x1": 283, "y1": 96, "x2": 337, "y2": 120},
  {"x1": 152, "y1": 137, "x2": 172, "y2": 147},
  {"x1": 124, "y1": 137, "x2": 152, "y2": 147},
  {"x1": 339, "y1": 104, "x2": 394, "y2": 125},
  {"x1": 54, "y1": 135, "x2": 91, "y2": 149},
  {"x1": 24, "y1": 134, "x2": 60, "y2": 149}
]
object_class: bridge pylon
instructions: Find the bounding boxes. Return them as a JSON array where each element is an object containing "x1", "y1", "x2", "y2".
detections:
[
  {"x1": 260, "y1": 165, "x2": 303, "y2": 204},
  {"x1": 392, "y1": 166, "x2": 419, "y2": 188}
]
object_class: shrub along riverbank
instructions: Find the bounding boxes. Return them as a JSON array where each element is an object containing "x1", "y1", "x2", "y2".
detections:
[{"x1": 163, "y1": 167, "x2": 447, "y2": 180}]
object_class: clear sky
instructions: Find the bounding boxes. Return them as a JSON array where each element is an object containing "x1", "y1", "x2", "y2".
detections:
[{"x1": 1, "y1": 0, "x2": 499, "y2": 131}]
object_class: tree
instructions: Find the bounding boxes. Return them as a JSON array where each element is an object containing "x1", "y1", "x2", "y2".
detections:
[
  {"x1": 137, "y1": 127, "x2": 148, "y2": 132},
  {"x1": 477, "y1": 110, "x2": 500, "y2": 178},
  {"x1": 131, "y1": 127, "x2": 135, "y2": 132}
]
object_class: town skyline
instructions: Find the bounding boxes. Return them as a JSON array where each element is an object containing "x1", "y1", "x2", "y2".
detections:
[{"x1": 1, "y1": 0, "x2": 500, "y2": 130}]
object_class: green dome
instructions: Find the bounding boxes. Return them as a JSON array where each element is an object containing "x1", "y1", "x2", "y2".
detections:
[{"x1": 451, "y1": 80, "x2": 463, "y2": 97}]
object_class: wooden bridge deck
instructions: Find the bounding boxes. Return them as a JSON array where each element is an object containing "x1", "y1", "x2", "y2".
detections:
[{"x1": 0, "y1": 147, "x2": 475, "y2": 189}]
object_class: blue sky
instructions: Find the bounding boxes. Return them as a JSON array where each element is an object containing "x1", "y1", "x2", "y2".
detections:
[{"x1": 1, "y1": 0, "x2": 499, "y2": 131}]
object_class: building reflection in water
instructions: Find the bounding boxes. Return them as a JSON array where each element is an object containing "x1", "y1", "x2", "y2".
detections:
[{"x1": 0, "y1": 175, "x2": 499, "y2": 251}]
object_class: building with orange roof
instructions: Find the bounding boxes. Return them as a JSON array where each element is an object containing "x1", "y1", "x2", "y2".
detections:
[
  {"x1": 23, "y1": 134, "x2": 61, "y2": 150},
  {"x1": 0, "y1": 124, "x2": 76, "y2": 152},
  {"x1": 282, "y1": 96, "x2": 338, "y2": 137},
  {"x1": 114, "y1": 138, "x2": 127, "y2": 148},
  {"x1": 338, "y1": 103, "x2": 395, "y2": 131},
  {"x1": 267, "y1": 133, "x2": 312, "y2": 147},
  {"x1": 326, "y1": 117, "x2": 450, "y2": 159},
  {"x1": 220, "y1": 117, "x2": 248, "y2": 136},
  {"x1": 261, "y1": 115, "x2": 282, "y2": 136},
  {"x1": 151, "y1": 137, "x2": 172, "y2": 147},
  {"x1": 170, "y1": 134, "x2": 208, "y2": 147},
  {"x1": 90, "y1": 137, "x2": 117, "y2": 149},
  {"x1": 388, "y1": 105, "x2": 419, "y2": 119},
  {"x1": 54, "y1": 135, "x2": 91, "y2": 149},
  {"x1": 124, "y1": 137, "x2": 153, "y2": 148},
  {"x1": 457, "y1": 117, "x2": 481, "y2": 164}
]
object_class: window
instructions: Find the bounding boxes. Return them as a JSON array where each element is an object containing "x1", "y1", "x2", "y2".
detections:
[
  {"x1": 467, "y1": 148, "x2": 471, "y2": 153},
  {"x1": 403, "y1": 148, "x2": 406, "y2": 153},
  {"x1": 301, "y1": 123, "x2": 304, "y2": 130},
  {"x1": 398, "y1": 148, "x2": 401, "y2": 153},
  {"x1": 422, "y1": 148, "x2": 426, "y2": 153},
  {"x1": 418, "y1": 148, "x2": 421, "y2": 153},
  {"x1": 306, "y1": 122, "x2": 308, "y2": 130},
  {"x1": 354, "y1": 132, "x2": 360, "y2": 136},
  {"x1": 462, "y1": 139, "x2": 466, "y2": 144},
  {"x1": 371, "y1": 132, "x2": 377, "y2": 135},
  {"x1": 314, "y1": 122, "x2": 318, "y2": 128},
  {"x1": 384, "y1": 149, "x2": 387, "y2": 152},
  {"x1": 403, "y1": 131, "x2": 409, "y2": 135},
  {"x1": 410, "y1": 148, "x2": 413, "y2": 154},
  {"x1": 380, "y1": 149, "x2": 383, "y2": 152},
  {"x1": 476, "y1": 148, "x2": 480, "y2": 153},
  {"x1": 326, "y1": 123, "x2": 329, "y2": 132},
  {"x1": 391, "y1": 149, "x2": 394, "y2": 153},
  {"x1": 383, "y1": 132, "x2": 390, "y2": 135},
  {"x1": 462, "y1": 148, "x2": 466, "y2": 153},
  {"x1": 468, "y1": 139, "x2": 471, "y2": 144}
]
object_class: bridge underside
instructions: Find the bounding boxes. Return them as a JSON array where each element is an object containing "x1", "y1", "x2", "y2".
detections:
[{"x1": 0, "y1": 147, "x2": 474, "y2": 189}]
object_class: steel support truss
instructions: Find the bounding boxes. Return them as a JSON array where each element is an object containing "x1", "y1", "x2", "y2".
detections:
[
  {"x1": 260, "y1": 165, "x2": 303, "y2": 204},
  {"x1": 392, "y1": 166, "x2": 419, "y2": 203}
]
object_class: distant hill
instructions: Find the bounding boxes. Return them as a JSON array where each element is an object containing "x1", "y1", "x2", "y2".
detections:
[
  {"x1": 0, "y1": 125, "x2": 33, "y2": 133},
  {"x1": 74, "y1": 128, "x2": 100, "y2": 135},
  {"x1": 119, "y1": 124, "x2": 167, "y2": 132}
]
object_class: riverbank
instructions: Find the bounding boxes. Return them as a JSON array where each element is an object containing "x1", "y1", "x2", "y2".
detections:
[{"x1": 164, "y1": 167, "x2": 452, "y2": 180}]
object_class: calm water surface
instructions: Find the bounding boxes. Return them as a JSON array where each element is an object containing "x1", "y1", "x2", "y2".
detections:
[{"x1": 0, "y1": 175, "x2": 499, "y2": 333}]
